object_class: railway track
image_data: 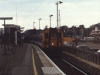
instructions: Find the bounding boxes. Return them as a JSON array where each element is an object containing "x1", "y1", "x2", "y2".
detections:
[
  {"x1": 62, "y1": 59, "x2": 95, "y2": 75},
  {"x1": 42, "y1": 48, "x2": 95, "y2": 75},
  {"x1": 32, "y1": 43, "x2": 96, "y2": 75},
  {"x1": 48, "y1": 55, "x2": 94, "y2": 75}
]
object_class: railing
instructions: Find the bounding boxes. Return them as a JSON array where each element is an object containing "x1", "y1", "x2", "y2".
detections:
[{"x1": 64, "y1": 47, "x2": 100, "y2": 65}]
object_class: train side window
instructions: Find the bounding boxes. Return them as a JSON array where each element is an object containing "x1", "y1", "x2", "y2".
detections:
[
  {"x1": 45, "y1": 33, "x2": 48, "y2": 39},
  {"x1": 58, "y1": 33, "x2": 61, "y2": 38}
]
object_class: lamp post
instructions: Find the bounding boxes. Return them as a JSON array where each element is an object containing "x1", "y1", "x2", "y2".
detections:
[
  {"x1": 56, "y1": 1, "x2": 63, "y2": 28},
  {"x1": 33, "y1": 22, "x2": 35, "y2": 29},
  {"x1": 39, "y1": 18, "x2": 42, "y2": 30},
  {"x1": 49, "y1": 15, "x2": 53, "y2": 28},
  {"x1": 0, "y1": 17, "x2": 13, "y2": 55},
  {"x1": 59, "y1": 10, "x2": 61, "y2": 27}
]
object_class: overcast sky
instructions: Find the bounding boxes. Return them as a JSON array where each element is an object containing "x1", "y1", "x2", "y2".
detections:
[{"x1": 0, "y1": 0, "x2": 100, "y2": 30}]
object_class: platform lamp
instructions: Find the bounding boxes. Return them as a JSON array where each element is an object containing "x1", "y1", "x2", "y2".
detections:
[
  {"x1": 33, "y1": 22, "x2": 35, "y2": 29},
  {"x1": 49, "y1": 15, "x2": 53, "y2": 28},
  {"x1": 39, "y1": 18, "x2": 42, "y2": 30}
]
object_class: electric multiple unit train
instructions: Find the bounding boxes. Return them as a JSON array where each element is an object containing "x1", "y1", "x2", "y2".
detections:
[{"x1": 43, "y1": 28, "x2": 63, "y2": 48}]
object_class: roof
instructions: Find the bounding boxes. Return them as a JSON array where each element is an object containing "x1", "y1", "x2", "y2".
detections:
[{"x1": 3, "y1": 24, "x2": 20, "y2": 28}]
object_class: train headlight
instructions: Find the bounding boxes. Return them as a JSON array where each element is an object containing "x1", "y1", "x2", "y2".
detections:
[{"x1": 52, "y1": 43, "x2": 54, "y2": 45}]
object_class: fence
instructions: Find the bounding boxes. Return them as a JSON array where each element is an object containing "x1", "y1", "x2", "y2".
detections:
[{"x1": 64, "y1": 47, "x2": 100, "y2": 65}]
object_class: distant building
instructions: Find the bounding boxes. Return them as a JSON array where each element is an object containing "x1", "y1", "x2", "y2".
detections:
[
  {"x1": 24, "y1": 29, "x2": 43, "y2": 38},
  {"x1": 89, "y1": 23, "x2": 100, "y2": 36}
]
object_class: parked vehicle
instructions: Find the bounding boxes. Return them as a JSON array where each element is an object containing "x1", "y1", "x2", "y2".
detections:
[
  {"x1": 76, "y1": 45, "x2": 99, "y2": 53},
  {"x1": 63, "y1": 42, "x2": 72, "y2": 46},
  {"x1": 76, "y1": 45, "x2": 90, "y2": 51},
  {"x1": 95, "y1": 50, "x2": 100, "y2": 54}
]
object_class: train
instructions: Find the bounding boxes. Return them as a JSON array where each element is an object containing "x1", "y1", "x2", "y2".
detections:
[
  {"x1": 31, "y1": 28, "x2": 63, "y2": 47},
  {"x1": 24, "y1": 28, "x2": 63, "y2": 57},
  {"x1": 36, "y1": 28, "x2": 63, "y2": 57},
  {"x1": 43, "y1": 28, "x2": 63, "y2": 48}
]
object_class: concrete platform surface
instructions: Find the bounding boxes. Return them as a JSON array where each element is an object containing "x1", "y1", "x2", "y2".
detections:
[{"x1": 0, "y1": 43, "x2": 65, "y2": 75}]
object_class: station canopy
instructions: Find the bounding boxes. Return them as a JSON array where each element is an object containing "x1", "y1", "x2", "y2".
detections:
[{"x1": 3, "y1": 24, "x2": 20, "y2": 29}]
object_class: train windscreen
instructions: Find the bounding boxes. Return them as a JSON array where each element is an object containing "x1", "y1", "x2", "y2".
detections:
[
  {"x1": 51, "y1": 33, "x2": 55, "y2": 38},
  {"x1": 45, "y1": 33, "x2": 48, "y2": 39},
  {"x1": 58, "y1": 33, "x2": 61, "y2": 38}
]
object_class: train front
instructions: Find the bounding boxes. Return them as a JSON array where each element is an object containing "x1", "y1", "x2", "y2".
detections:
[{"x1": 43, "y1": 28, "x2": 63, "y2": 57}]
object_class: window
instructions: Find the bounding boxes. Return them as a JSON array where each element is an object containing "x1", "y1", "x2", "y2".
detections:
[
  {"x1": 51, "y1": 33, "x2": 55, "y2": 37},
  {"x1": 45, "y1": 33, "x2": 48, "y2": 39},
  {"x1": 58, "y1": 33, "x2": 61, "y2": 38}
]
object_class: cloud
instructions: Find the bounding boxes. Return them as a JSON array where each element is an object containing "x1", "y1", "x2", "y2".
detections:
[
  {"x1": 0, "y1": 0, "x2": 99, "y2": 30},
  {"x1": 59, "y1": 1, "x2": 100, "y2": 25}
]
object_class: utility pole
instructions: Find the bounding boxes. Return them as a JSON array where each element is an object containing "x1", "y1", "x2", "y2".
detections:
[
  {"x1": 59, "y1": 10, "x2": 61, "y2": 27},
  {"x1": 56, "y1": 1, "x2": 63, "y2": 28},
  {"x1": 57, "y1": 2, "x2": 58, "y2": 28}
]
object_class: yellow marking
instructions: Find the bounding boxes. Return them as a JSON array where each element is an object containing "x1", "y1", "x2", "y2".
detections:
[{"x1": 31, "y1": 47, "x2": 38, "y2": 75}]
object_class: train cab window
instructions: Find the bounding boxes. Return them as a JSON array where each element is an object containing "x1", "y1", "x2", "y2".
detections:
[
  {"x1": 58, "y1": 33, "x2": 61, "y2": 38},
  {"x1": 51, "y1": 33, "x2": 55, "y2": 37},
  {"x1": 45, "y1": 33, "x2": 48, "y2": 39}
]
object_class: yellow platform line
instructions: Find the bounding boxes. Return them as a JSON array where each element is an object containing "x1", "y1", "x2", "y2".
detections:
[{"x1": 31, "y1": 47, "x2": 38, "y2": 75}]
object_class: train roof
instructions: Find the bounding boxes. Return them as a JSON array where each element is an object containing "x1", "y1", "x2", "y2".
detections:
[{"x1": 44, "y1": 28, "x2": 62, "y2": 32}]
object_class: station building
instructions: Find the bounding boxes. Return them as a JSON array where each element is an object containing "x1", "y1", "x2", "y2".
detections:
[{"x1": 3, "y1": 24, "x2": 21, "y2": 45}]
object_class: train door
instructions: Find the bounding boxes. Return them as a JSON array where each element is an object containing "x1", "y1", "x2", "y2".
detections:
[
  {"x1": 58, "y1": 32, "x2": 63, "y2": 47},
  {"x1": 50, "y1": 33, "x2": 57, "y2": 47},
  {"x1": 49, "y1": 28, "x2": 58, "y2": 47},
  {"x1": 43, "y1": 32, "x2": 49, "y2": 48}
]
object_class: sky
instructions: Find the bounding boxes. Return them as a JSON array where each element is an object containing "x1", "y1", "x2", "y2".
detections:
[{"x1": 0, "y1": 0, "x2": 100, "y2": 31}]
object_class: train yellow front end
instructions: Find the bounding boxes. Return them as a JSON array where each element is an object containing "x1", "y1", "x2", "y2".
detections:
[{"x1": 43, "y1": 28, "x2": 63, "y2": 48}]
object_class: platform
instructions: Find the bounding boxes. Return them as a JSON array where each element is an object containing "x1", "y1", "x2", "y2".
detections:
[
  {"x1": 31, "y1": 44, "x2": 65, "y2": 75},
  {"x1": 0, "y1": 43, "x2": 66, "y2": 75}
]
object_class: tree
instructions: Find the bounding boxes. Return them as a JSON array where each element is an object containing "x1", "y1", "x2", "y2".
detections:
[
  {"x1": 44, "y1": 25, "x2": 48, "y2": 30},
  {"x1": 79, "y1": 25, "x2": 85, "y2": 29},
  {"x1": 59, "y1": 25, "x2": 68, "y2": 33}
]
